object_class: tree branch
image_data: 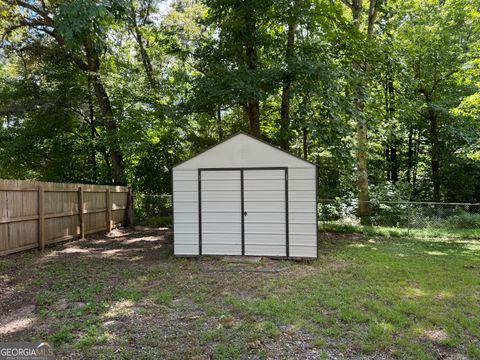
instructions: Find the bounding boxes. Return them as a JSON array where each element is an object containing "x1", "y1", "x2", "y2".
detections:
[
  {"x1": 15, "y1": 0, "x2": 52, "y2": 21},
  {"x1": 340, "y1": 0, "x2": 354, "y2": 10},
  {"x1": 367, "y1": 0, "x2": 378, "y2": 36}
]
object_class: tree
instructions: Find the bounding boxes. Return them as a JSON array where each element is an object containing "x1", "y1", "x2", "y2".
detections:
[
  {"x1": 0, "y1": 0, "x2": 479, "y2": 205},
  {"x1": 2, "y1": 0, "x2": 126, "y2": 183},
  {"x1": 0, "y1": 47, "x2": 112, "y2": 182},
  {"x1": 278, "y1": 0, "x2": 299, "y2": 150},
  {"x1": 340, "y1": 0, "x2": 382, "y2": 222},
  {"x1": 393, "y1": 0, "x2": 480, "y2": 201},
  {"x1": 199, "y1": 0, "x2": 278, "y2": 137}
]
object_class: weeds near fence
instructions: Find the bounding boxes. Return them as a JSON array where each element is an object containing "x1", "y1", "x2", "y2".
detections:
[
  {"x1": 321, "y1": 222, "x2": 480, "y2": 239},
  {"x1": 319, "y1": 199, "x2": 480, "y2": 239},
  {"x1": 132, "y1": 194, "x2": 480, "y2": 239},
  {"x1": 134, "y1": 194, "x2": 172, "y2": 226}
]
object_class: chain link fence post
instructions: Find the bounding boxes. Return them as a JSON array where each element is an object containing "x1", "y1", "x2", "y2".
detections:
[
  {"x1": 322, "y1": 200, "x2": 327, "y2": 232},
  {"x1": 407, "y1": 202, "x2": 411, "y2": 236}
]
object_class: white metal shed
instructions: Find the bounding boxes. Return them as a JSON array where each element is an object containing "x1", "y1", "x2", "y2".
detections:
[{"x1": 172, "y1": 132, "x2": 317, "y2": 258}]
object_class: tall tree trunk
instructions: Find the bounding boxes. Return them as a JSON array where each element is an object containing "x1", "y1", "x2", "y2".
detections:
[
  {"x1": 390, "y1": 143, "x2": 398, "y2": 183},
  {"x1": 90, "y1": 75, "x2": 125, "y2": 184},
  {"x1": 384, "y1": 57, "x2": 398, "y2": 183},
  {"x1": 242, "y1": 13, "x2": 260, "y2": 137},
  {"x1": 406, "y1": 125, "x2": 414, "y2": 184},
  {"x1": 87, "y1": 75, "x2": 98, "y2": 182},
  {"x1": 85, "y1": 41, "x2": 125, "y2": 184},
  {"x1": 134, "y1": 27, "x2": 156, "y2": 90},
  {"x1": 356, "y1": 97, "x2": 370, "y2": 222},
  {"x1": 8, "y1": 1, "x2": 126, "y2": 183},
  {"x1": 351, "y1": 0, "x2": 377, "y2": 224},
  {"x1": 412, "y1": 130, "x2": 420, "y2": 198},
  {"x1": 217, "y1": 106, "x2": 224, "y2": 140},
  {"x1": 280, "y1": 17, "x2": 297, "y2": 151},
  {"x1": 385, "y1": 144, "x2": 390, "y2": 181},
  {"x1": 244, "y1": 102, "x2": 260, "y2": 137},
  {"x1": 428, "y1": 107, "x2": 440, "y2": 201},
  {"x1": 130, "y1": 2, "x2": 157, "y2": 91},
  {"x1": 302, "y1": 127, "x2": 308, "y2": 159},
  {"x1": 385, "y1": 140, "x2": 398, "y2": 183}
]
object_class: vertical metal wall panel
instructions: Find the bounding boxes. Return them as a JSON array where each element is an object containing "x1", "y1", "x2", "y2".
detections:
[
  {"x1": 200, "y1": 170, "x2": 242, "y2": 255},
  {"x1": 173, "y1": 169, "x2": 199, "y2": 255},
  {"x1": 288, "y1": 167, "x2": 317, "y2": 258},
  {"x1": 244, "y1": 169, "x2": 286, "y2": 256}
]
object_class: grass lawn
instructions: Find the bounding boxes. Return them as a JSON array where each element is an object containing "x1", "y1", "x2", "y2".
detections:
[
  {"x1": 321, "y1": 221, "x2": 480, "y2": 239},
  {"x1": 0, "y1": 229, "x2": 479, "y2": 359}
]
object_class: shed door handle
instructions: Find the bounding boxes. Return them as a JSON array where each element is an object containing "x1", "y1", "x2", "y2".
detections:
[{"x1": 244, "y1": 211, "x2": 247, "y2": 216}]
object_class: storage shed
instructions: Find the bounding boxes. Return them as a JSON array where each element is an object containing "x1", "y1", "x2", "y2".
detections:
[{"x1": 173, "y1": 132, "x2": 317, "y2": 258}]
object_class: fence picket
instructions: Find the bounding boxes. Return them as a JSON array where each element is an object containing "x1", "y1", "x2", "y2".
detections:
[
  {"x1": 0, "y1": 179, "x2": 130, "y2": 256},
  {"x1": 106, "y1": 188, "x2": 112, "y2": 232},
  {"x1": 38, "y1": 186, "x2": 45, "y2": 251},
  {"x1": 78, "y1": 187, "x2": 84, "y2": 240}
]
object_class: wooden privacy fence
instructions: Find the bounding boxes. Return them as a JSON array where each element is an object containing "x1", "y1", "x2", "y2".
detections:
[{"x1": 0, "y1": 179, "x2": 133, "y2": 256}]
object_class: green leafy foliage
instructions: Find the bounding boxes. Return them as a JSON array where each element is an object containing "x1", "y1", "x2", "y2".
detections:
[{"x1": 0, "y1": 0, "x2": 479, "y2": 203}]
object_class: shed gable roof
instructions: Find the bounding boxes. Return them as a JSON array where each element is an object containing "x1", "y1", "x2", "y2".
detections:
[{"x1": 174, "y1": 132, "x2": 315, "y2": 170}]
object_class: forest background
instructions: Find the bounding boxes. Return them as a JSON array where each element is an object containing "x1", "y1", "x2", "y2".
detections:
[{"x1": 1, "y1": 0, "x2": 479, "y2": 222}]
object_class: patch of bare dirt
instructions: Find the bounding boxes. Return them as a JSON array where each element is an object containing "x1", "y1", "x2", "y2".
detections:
[
  {"x1": 260, "y1": 325, "x2": 320, "y2": 359},
  {"x1": 424, "y1": 329, "x2": 448, "y2": 342},
  {"x1": 200, "y1": 258, "x2": 291, "y2": 274},
  {"x1": 326, "y1": 259, "x2": 351, "y2": 271},
  {"x1": 0, "y1": 228, "x2": 171, "y2": 341},
  {"x1": 46, "y1": 228, "x2": 173, "y2": 262},
  {"x1": 0, "y1": 276, "x2": 15, "y2": 302},
  {"x1": 0, "y1": 305, "x2": 36, "y2": 337}
]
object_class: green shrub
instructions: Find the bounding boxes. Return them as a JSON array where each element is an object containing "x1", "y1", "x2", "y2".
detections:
[{"x1": 445, "y1": 210, "x2": 480, "y2": 229}]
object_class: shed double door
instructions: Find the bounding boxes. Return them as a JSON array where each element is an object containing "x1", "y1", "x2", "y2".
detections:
[{"x1": 199, "y1": 168, "x2": 287, "y2": 256}]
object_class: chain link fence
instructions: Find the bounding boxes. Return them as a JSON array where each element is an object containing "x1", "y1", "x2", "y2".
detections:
[
  {"x1": 132, "y1": 193, "x2": 480, "y2": 237},
  {"x1": 319, "y1": 199, "x2": 480, "y2": 237}
]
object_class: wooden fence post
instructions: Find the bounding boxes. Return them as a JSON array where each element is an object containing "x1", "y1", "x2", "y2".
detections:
[
  {"x1": 1, "y1": 181, "x2": 139, "y2": 256},
  {"x1": 106, "y1": 188, "x2": 112, "y2": 232},
  {"x1": 38, "y1": 186, "x2": 45, "y2": 251},
  {"x1": 127, "y1": 187, "x2": 134, "y2": 227},
  {"x1": 78, "y1": 187, "x2": 85, "y2": 239}
]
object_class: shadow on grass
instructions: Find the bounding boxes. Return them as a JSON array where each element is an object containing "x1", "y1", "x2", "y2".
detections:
[
  {"x1": 0, "y1": 228, "x2": 479, "y2": 359},
  {"x1": 321, "y1": 230, "x2": 479, "y2": 256}
]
